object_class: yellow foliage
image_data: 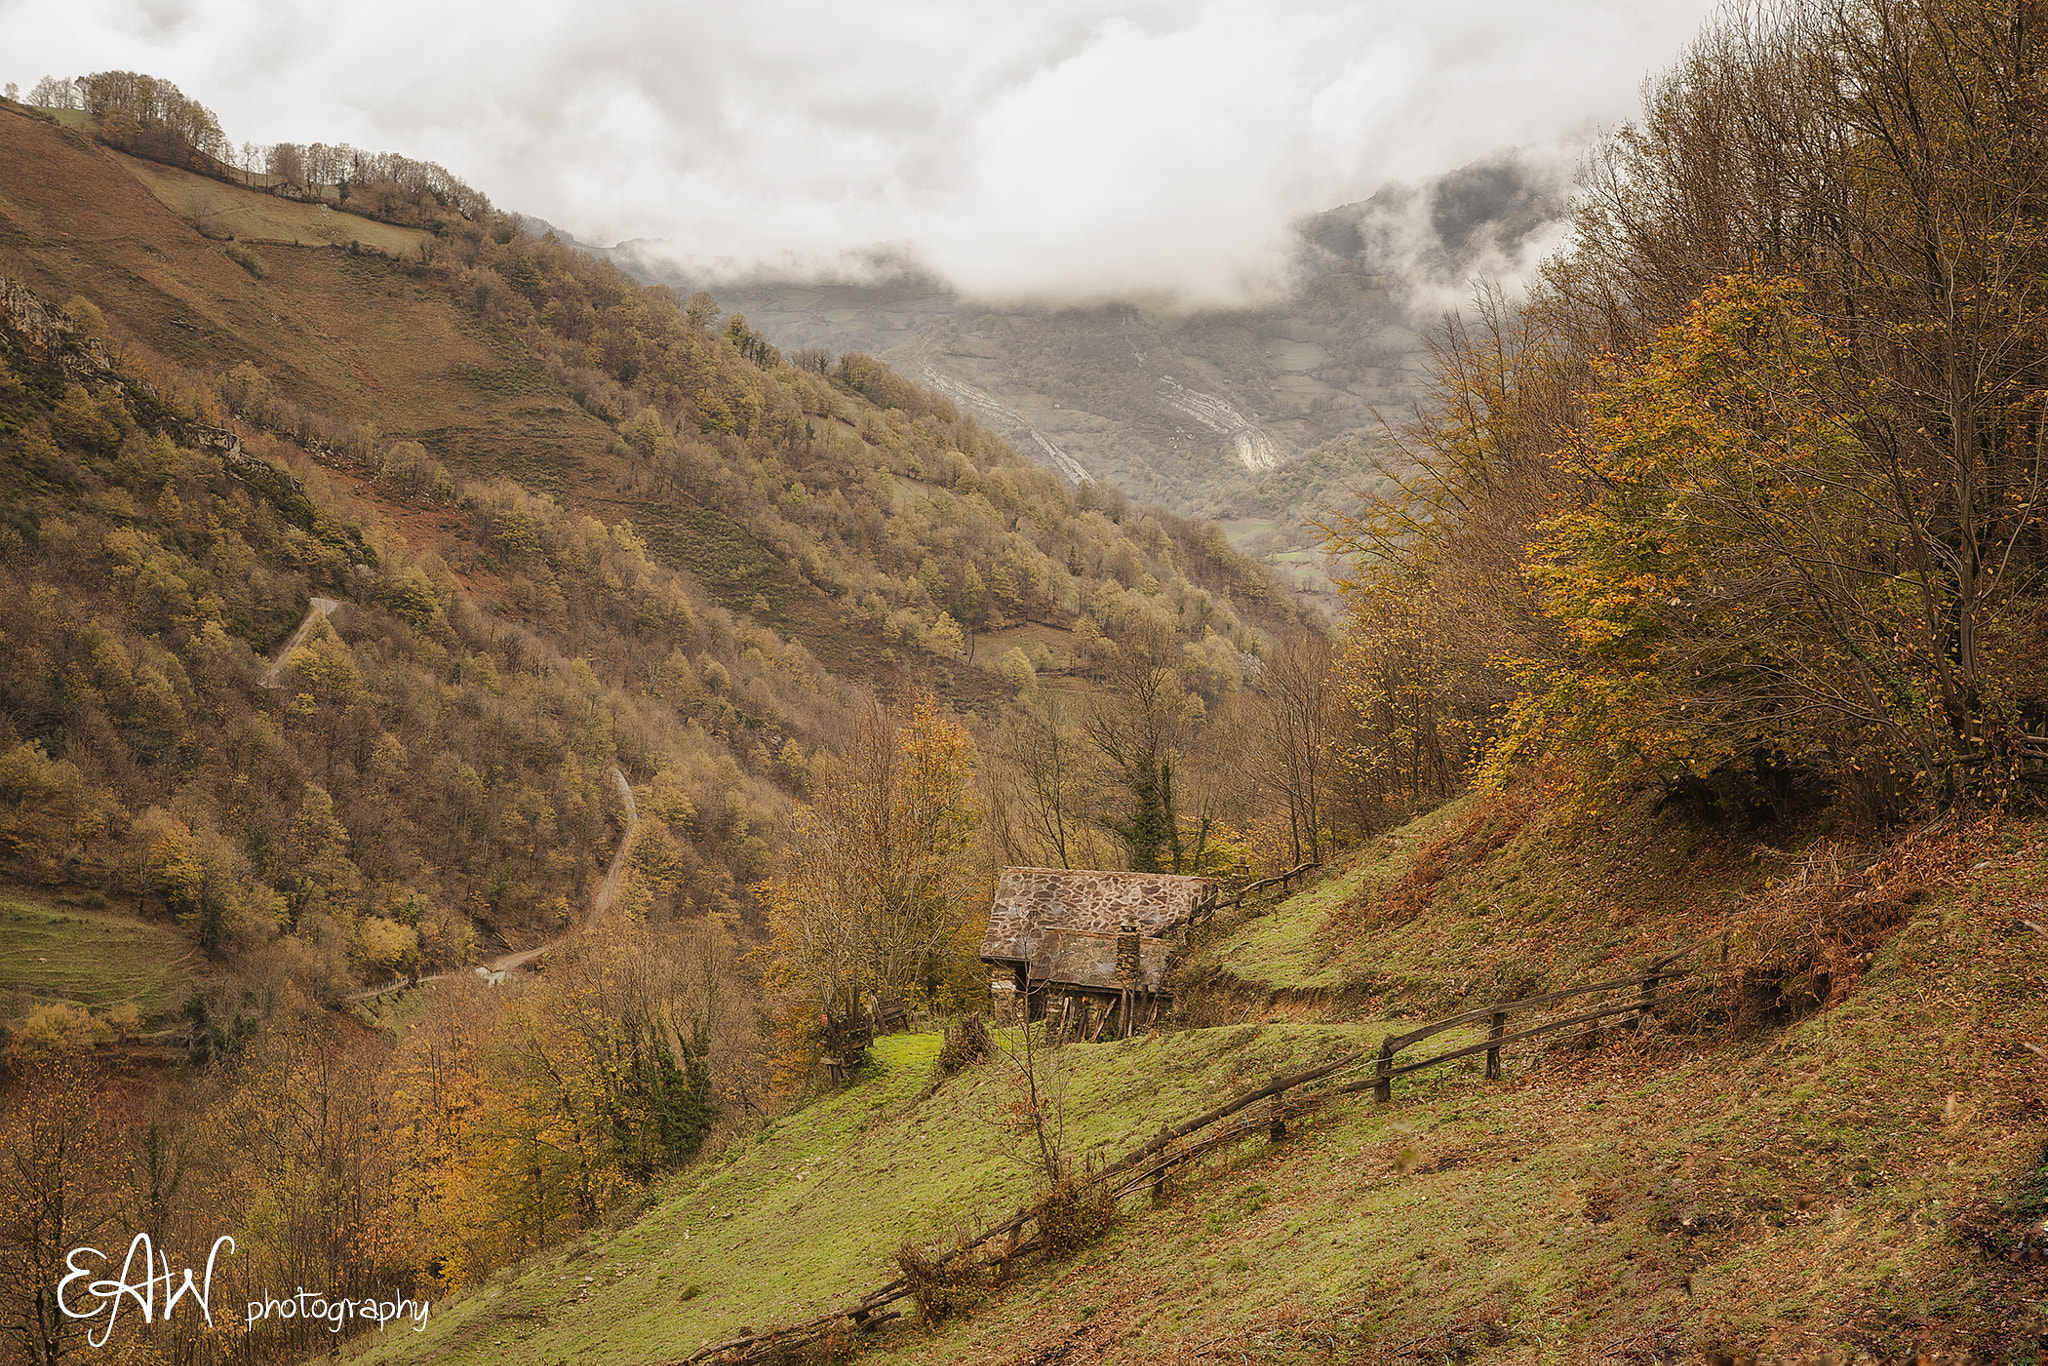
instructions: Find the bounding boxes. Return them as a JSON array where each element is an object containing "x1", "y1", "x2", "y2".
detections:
[
  {"x1": 9, "y1": 1003, "x2": 106, "y2": 1059},
  {"x1": 352, "y1": 916, "x2": 419, "y2": 977},
  {"x1": 761, "y1": 691, "x2": 981, "y2": 1074},
  {"x1": 0, "y1": 741, "x2": 116, "y2": 882},
  {"x1": 1486, "y1": 274, "x2": 1884, "y2": 802},
  {"x1": 62, "y1": 294, "x2": 106, "y2": 337},
  {"x1": 105, "y1": 1001, "x2": 142, "y2": 1038}
]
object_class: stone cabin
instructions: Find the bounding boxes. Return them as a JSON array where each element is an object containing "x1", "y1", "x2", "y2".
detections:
[{"x1": 981, "y1": 867, "x2": 1217, "y2": 1039}]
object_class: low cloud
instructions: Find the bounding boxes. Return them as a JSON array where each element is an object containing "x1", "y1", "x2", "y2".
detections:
[
  {"x1": 3, "y1": 0, "x2": 1717, "y2": 304},
  {"x1": 1298, "y1": 143, "x2": 1582, "y2": 317}
]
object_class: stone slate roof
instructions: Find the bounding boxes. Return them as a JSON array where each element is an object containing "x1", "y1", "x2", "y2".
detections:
[
  {"x1": 981, "y1": 867, "x2": 1215, "y2": 986},
  {"x1": 1029, "y1": 928, "x2": 1173, "y2": 994}
]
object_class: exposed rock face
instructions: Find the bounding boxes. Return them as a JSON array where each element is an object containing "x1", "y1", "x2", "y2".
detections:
[{"x1": 0, "y1": 275, "x2": 119, "y2": 380}]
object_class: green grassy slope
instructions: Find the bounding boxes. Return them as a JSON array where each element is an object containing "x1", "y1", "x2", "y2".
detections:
[
  {"x1": 342, "y1": 800, "x2": 2048, "y2": 1365},
  {"x1": 113, "y1": 151, "x2": 429, "y2": 254},
  {"x1": 0, "y1": 889, "x2": 200, "y2": 1017},
  {"x1": 349, "y1": 1025, "x2": 1379, "y2": 1366},
  {"x1": 1184, "y1": 791, "x2": 1742, "y2": 1024}
]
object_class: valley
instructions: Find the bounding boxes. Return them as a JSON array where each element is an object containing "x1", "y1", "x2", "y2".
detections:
[
  {"x1": 350, "y1": 793, "x2": 2048, "y2": 1365},
  {"x1": 590, "y1": 149, "x2": 1575, "y2": 605}
]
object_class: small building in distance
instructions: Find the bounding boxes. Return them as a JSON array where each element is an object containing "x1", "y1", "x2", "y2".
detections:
[{"x1": 981, "y1": 867, "x2": 1218, "y2": 1039}]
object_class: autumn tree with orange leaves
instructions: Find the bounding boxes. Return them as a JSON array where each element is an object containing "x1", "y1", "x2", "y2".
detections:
[
  {"x1": 1329, "y1": 0, "x2": 2048, "y2": 820},
  {"x1": 760, "y1": 693, "x2": 982, "y2": 1083}
]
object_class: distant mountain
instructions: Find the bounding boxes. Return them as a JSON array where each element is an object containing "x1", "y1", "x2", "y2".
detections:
[{"x1": 595, "y1": 150, "x2": 1575, "y2": 601}]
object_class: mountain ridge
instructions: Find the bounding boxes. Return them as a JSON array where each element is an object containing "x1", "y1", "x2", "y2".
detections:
[{"x1": 581, "y1": 148, "x2": 1574, "y2": 603}]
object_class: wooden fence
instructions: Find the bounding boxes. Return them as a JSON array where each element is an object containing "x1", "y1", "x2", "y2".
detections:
[
  {"x1": 659, "y1": 946, "x2": 1704, "y2": 1365},
  {"x1": 1192, "y1": 861, "x2": 1319, "y2": 925}
]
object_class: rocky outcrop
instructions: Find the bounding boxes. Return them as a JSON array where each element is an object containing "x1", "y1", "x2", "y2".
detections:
[{"x1": 0, "y1": 275, "x2": 119, "y2": 382}]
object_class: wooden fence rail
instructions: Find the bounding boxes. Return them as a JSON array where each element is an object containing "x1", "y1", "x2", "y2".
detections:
[
  {"x1": 659, "y1": 945, "x2": 1707, "y2": 1365},
  {"x1": 1358, "y1": 956, "x2": 1690, "y2": 1101},
  {"x1": 1193, "y1": 862, "x2": 1319, "y2": 924}
]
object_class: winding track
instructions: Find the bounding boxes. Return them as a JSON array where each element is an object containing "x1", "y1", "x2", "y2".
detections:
[
  {"x1": 344, "y1": 764, "x2": 638, "y2": 1000},
  {"x1": 257, "y1": 596, "x2": 340, "y2": 688},
  {"x1": 590, "y1": 765, "x2": 640, "y2": 918},
  {"x1": 914, "y1": 364, "x2": 1093, "y2": 485},
  {"x1": 1155, "y1": 376, "x2": 1282, "y2": 472}
]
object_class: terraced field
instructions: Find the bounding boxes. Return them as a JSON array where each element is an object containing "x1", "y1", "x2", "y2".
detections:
[{"x1": 0, "y1": 891, "x2": 200, "y2": 1018}]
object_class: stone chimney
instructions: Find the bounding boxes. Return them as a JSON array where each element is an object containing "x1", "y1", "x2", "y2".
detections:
[{"x1": 1115, "y1": 917, "x2": 1141, "y2": 986}]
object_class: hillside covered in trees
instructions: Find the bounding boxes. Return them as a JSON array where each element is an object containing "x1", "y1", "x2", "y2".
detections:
[
  {"x1": 0, "y1": 73, "x2": 1354, "y2": 1366},
  {"x1": 1330, "y1": 0, "x2": 2048, "y2": 826}
]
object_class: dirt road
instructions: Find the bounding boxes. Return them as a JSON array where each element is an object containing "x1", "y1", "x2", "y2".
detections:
[
  {"x1": 346, "y1": 765, "x2": 638, "y2": 1001},
  {"x1": 258, "y1": 597, "x2": 340, "y2": 688}
]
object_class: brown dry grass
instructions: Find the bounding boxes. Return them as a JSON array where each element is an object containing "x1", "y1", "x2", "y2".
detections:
[
  {"x1": 1322, "y1": 789, "x2": 1535, "y2": 937},
  {"x1": 0, "y1": 107, "x2": 607, "y2": 469},
  {"x1": 1708, "y1": 819, "x2": 1969, "y2": 1030}
]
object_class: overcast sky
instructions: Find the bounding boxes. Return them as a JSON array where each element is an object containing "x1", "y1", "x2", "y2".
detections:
[{"x1": 3, "y1": 0, "x2": 1719, "y2": 303}]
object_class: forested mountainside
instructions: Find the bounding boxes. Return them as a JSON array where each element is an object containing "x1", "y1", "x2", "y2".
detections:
[
  {"x1": 0, "y1": 80, "x2": 1343, "y2": 948},
  {"x1": 0, "y1": 83, "x2": 1341, "y2": 1366}
]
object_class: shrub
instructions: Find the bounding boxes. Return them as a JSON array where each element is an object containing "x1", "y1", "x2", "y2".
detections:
[
  {"x1": 936, "y1": 1014, "x2": 991, "y2": 1075},
  {"x1": 894, "y1": 1238, "x2": 986, "y2": 1325},
  {"x1": 1037, "y1": 1172, "x2": 1118, "y2": 1259},
  {"x1": 225, "y1": 242, "x2": 268, "y2": 278},
  {"x1": 63, "y1": 294, "x2": 107, "y2": 337}
]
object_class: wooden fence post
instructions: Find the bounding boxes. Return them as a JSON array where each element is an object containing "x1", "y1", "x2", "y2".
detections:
[
  {"x1": 1633, "y1": 967, "x2": 1659, "y2": 1031},
  {"x1": 1374, "y1": 1038, "x2": 1394, "y2": 1104},
  {"x1": 1485, "y1": 1010, "x2": 1505, "y2": 1081}
]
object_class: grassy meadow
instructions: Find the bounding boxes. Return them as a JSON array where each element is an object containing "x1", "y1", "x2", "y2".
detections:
[
  {"x1": 343, "y1": 798, "x2": 2048, "y2": 1364},
  {"x1": 0, "y1": 890, "x2": 199, "y2": 1019}
]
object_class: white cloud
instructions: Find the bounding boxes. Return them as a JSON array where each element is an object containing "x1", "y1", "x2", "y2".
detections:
[{"x1": 0, "y1": 0, "x2": 1719, "y2": 302}]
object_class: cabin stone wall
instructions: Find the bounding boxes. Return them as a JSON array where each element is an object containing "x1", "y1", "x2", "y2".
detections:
[{"x1": 980, "y1": 866, "x2": 1216, "y2": 1036}]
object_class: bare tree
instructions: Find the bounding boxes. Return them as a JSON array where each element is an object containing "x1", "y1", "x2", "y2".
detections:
[
  {"x1": 25, "y1": 77, "x2": 76, "y2": 110},
  {"x1": 265, "y1": 142, "x2": 304, "y2": 187},
  {"x1": 981, "y1": 699, "x2": 1107, "y2": 870},
  {"x1": 1318, "y1": 285, "x2": 1575, "y2": 811},
  {"x1": 1252, "y1": 633, "x2": 1341, "y2": 863}
]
